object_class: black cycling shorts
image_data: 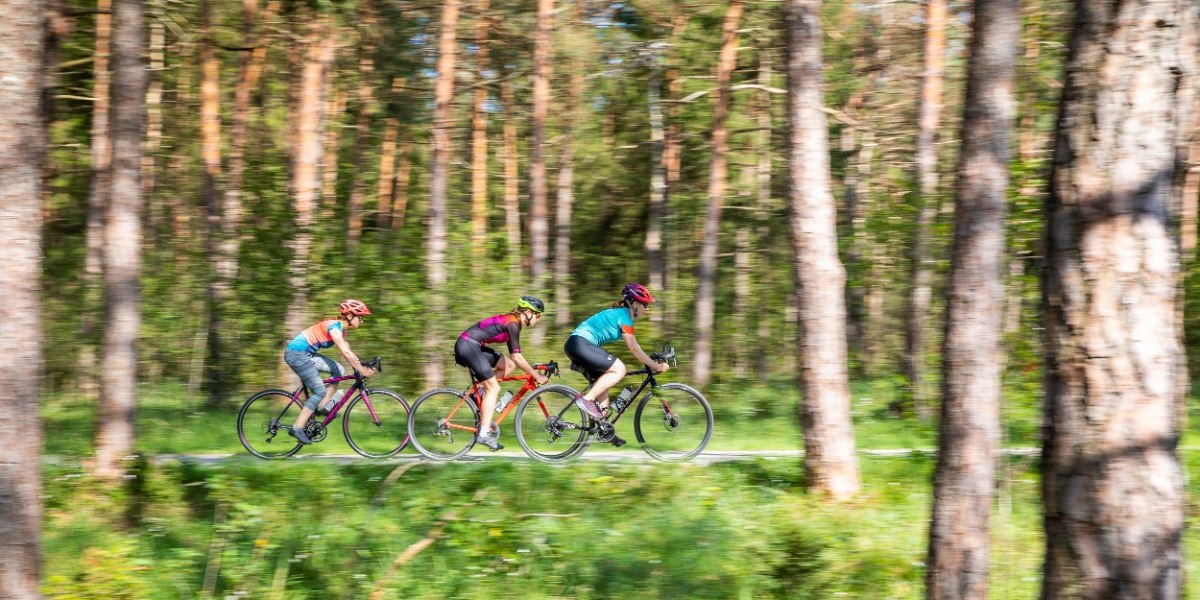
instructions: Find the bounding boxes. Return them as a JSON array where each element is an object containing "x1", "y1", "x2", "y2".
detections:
[
  {"x1": 564, "y1": 335, "x2": 617, "y2": 382},
  {"x1": 454, "y1": 337, "x2": 502, "y2": 382}
]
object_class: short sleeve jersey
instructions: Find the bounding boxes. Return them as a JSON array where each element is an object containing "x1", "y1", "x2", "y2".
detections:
[
  {"x1": 459, "y1": 314, "x2": 523, "y2": 354},
  {"x1": 286, "y1": 319, "x2": 343, "y2": 353},
  {"x1": 572, "y1": 307, "x2": 634, "y2": 346}
]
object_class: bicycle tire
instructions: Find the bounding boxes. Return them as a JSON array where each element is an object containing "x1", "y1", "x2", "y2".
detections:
[
  {"x1": 513, "y1": 384, "x2": 589, "y2": 463},
  {"x1": 406, "y1": 388, "x2": 480, "y2": 461},
  {"x1": 237, "y1": 389, "x2": 304, "y2": 459},
  {"x1": 633, "y1": 382, "x2": 713, "y2": 462},
  {"x1": 343, "y1": 388, "x2": 411, "y2": 458}
]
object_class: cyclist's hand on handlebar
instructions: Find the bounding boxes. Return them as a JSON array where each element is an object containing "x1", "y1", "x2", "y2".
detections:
[
  {"x1": 533, "y1": 373, "x2": 549, "y2": 386},
  {"x1": 652, "y1": 362, "x2": 669, "y2": 374},
  {"x1": 359, "y1": 366, "x2": 376, "y2": 379}
]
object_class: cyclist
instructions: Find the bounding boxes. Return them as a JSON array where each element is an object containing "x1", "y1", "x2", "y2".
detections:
[
  {"x1": 284, "y1": 299, "x2": 376, "y2": 444},
  {"x1": 564, "y1": 282, "x2": 668, "y2": 447},
  {"x1": 454, "y1": 296, "x2": 550, "y2": 450}
]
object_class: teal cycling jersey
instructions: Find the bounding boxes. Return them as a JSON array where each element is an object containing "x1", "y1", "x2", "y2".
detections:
[{"x1": 572, "y1": 307, "x2": 635, "y2": 346}]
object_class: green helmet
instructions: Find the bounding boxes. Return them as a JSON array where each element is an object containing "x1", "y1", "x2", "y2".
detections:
[{"x1": 516, "y1": 296, "x2": 545, "y2": 314}]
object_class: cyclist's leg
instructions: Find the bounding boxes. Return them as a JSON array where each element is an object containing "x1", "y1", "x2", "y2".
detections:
[
  {"x1": 283, "y1": 350, "x2": 327, "y2": 442},
  {"x1": 312, "y1": 355, "x2": 343, "y2": 413},
  {"x1": 455, "y1": 339, "x2": 504, "y2": 447},
  {"x1": 476, "y1": 347, "x2": 505, "y2": 433},
  {"x1": 564, "y1": 335, "x2": 624, "y2": 417}
]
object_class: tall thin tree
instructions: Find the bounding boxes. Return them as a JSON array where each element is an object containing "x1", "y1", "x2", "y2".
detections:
[
  {"x1": 425, "y1": 0, "x2": 459, "y2": 387},
  {"x1": 80, "y1": 0, "x2": 113, "y2": 393},
  {"x1": 0, "y1": 0, "x2": 46, "y2": 592},
  {"x1": 1040, "y1": 0, "x2": 1195, "y2": 597},
  {"x1": 783, "y1": 0, "x2": 860, "y2": 500},
  {"x1": 94, "y1": 0, "x2": 146, "y2": 478},
  {"x1": 924, "y1": 0, "x2": 1018, "y2": 596},
  {"x1": 470, "y1": 0, "x2": 491, "y2": 275},
  {"x1": 528, "y1": 0, "x2": 552, "y2": 301}
]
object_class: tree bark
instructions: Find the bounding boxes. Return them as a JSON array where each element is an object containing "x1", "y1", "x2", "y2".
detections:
[
  {"x1": 347, "y1": 35, "x2": 377, "y2": 239},
  {"x1": 0, "y1": 0, "x2": 45, "y2": 592},
  {"x1": 501, "y1": 77, "x2": 522, "y2": 279},
  {"x1": 784, "y1": 0, "x2": 860, "y2": 501},
  {"x1": 693, "y1": 0, "x2": 743, "y2": 388},
  {"x1": 425, "y1": 0, "x2": 459, "y2": 387},
  {"x1": 142, "y1": 17, "x2": 163, "y2": 226},
  {"x1": 554, "y1": 55, "x2": 582, "y2": 329},
  {"x1": 200, "y1": 0, "x2": 229, "y2": 403},
  {"x1": 80, "y1": 0, "x2": 112, "y2": 393},
  {"x1": 902, "y1": 0, "x2": 948, "y2": 417},
  {"x1": 471, "y1": 0, "x2": 491, "y2": 275},
  {"x1": 924, "y1": 0, "x2": 1018, "y2": 596},
  {"x1": 1041, "y1": 1, "x2": 1195, "y2": 597},
  {"x1": 377, "y1": 116, "x2": 398, "y2": 226},
  {"x1": 528, "y1": 0, "x2": 552, "y2": 295},
  {"x1": 662, "y1": 8, "x2": 686, "y2": 331},
  {"x1": 94, "y1": 0, "x2": 145, "y2": 479}
]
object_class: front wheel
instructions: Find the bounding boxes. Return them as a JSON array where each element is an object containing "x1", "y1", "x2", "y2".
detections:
[
  {"x1": 514, "y1": 384, "x2": 588, "y2": 464},
  {"x1": 237, "y1": 389, "x2": 304, "y2": 459},
  {"x1": 633, "y1": 383, "x2": 712, "y2": 462},
  {"x1": 406, "y1": 388, "x2": 479, "y2": 461},
  {"x1": 343, "y1": 388, "x2": 411, "y2": 458}
]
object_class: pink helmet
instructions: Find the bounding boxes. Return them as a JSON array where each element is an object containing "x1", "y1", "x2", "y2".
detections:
[
  {"x1": 339, "y1": 299, "x2": 371, "y2": 316},
  {"x1": 621, "y1": 282, "x2": 655, "y2": 304}
]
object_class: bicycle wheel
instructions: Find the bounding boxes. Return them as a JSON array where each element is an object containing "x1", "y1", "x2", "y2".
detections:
[
  {"x1": 343, "y1": 388, "x2": 411, "y2": 458},
  {"x1": 406, "y1": 388, "x2": 479, "y2": 460},
  {"x1": 633, "y1": 383, "x2": 713, "y2": 462},
  {"x1": 514, "y1": 384, "x2": 588, "y2": 464},
  {"x1": 237, "y1": 389, "x2": 304, "y2": 459}
]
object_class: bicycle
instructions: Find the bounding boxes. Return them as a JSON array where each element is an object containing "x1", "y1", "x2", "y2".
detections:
[
  {"x1": 407, "y1": 361, "x2": 570, "y2": 460},
  {"x1": 513, "y1": 347, "x2": 713, "y2": 463},
  {"x1": 237, "y1": 357, "x2": 410, "y2": 459}
]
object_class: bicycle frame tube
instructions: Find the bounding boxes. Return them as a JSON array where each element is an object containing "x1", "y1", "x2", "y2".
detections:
[
  {"x1": 468, "y1": 372, "x2": 540, "y2": 425},
  {"x1": 294, "y1": 373, "x2": 366, "y2": 427}
]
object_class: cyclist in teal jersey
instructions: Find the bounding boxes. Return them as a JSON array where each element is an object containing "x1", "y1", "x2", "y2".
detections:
[{"x1": 564, "y1": 283, "x2": 668, "y2": 446}]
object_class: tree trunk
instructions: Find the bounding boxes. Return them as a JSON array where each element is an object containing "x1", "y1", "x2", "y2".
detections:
[
  {"x1": 0, "y1": 0, "x2": 45, "y2": 592},
  {"x1": 924, "y1": 0, "x2": 1018, "y2": 596},
  {"x1": 902, "y1": 0, "x2": 947, "y2": 417},
  {"x1": 784, "y1": 0, "x2": 860, "y2": 501},
  {"x1": 393, "y1": 137, "x2": 413, "y2": 230},
  {"x1": 693, "y1": 0, "x2": 743, "y2": 388},
  {"x1": 646, "y1": 60, "x2": 666, "y2": 324},
  {"x1": 94, "y1": 0, "x2": 145, "y2": 479},
  {"x1": 554, "y1": 59, "x2": 582, "y2": 329},
  {"x1": 424, "y1": 0, "x2": 459, "y2": 387},
  {"x1": 346, "y1": 45, "x2": 377, "y2": 239},
  {"x1": 528, "y1": 0, "x2": 552, "y2": 295},
  {"x1": 471, "y1": 0, "x2": 491, "y2": 275},
  {"x1": 283, "y1": 15, "x2": 335, "y2": 347},
  {"x1": 377, "y1": 117, "x2": 398, "y2": 226},
  {"x1": 1040, "y1": 0, "x2": 1193, "y2": 597},
  {"x1": 501, "y1": 77, "x2": 522, "y2": 279},
  {"x1": 662, "y1": 8, "x2": 686, "y2": 331},
  {"x1": 323, "y1": 86, "x2": 345, "y2": 223},
  {"x1": 80, "y1": 0, "x2": 112, "y2": 394},
  {"x1": 142, "y1": 17, "x2": 163, "y2": 228},
  {"x1": 200, "y1": 0, "x2": 228, "y2": 403},
  {"x1": 1182, "y1": 88, "x2": 1200, "y2": 258}
]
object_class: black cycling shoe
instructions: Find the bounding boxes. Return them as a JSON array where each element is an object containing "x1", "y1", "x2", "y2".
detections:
[
  {"x1": 288, "y1": 427, "x2": 313, "y2": 445},
  {"x1": 609, "y1": 434, "x2": 627, "y2": 448}
]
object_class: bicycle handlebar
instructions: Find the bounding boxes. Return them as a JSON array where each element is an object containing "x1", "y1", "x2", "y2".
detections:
[
  {"x1": 535, "y1": 360, "x2": 560, "y2": 378},
  {"x1": 359, "y1": 356, "x2": 383, "y2": 374},
  {"x1": 628, "y1": 346, "x2": 677, "y2": 376}
]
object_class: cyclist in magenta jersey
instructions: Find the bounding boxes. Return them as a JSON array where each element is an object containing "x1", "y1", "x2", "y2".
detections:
[
  {"x1": 284, "y1": 299, "x2": 376, "y2": 444},
  {"x1": 564, "y1": 283, "x2": 668, "y2": 447},
  {"x1": 454, "y1": 296, "x2": 550, "y2": 450}
]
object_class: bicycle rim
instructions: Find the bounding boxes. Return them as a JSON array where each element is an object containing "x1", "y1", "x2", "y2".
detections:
[
  {"x1": 237, "y1": 389, "x2": 304, "y2": 459},
  {"x1": 406, "y1": 388, "x2": 479, "y2": 461},
  {"x1": 343, "y1": 389, "x2": 411, "y2": 458},
  {"x1": 633, "y1": 383, "x2": 712, "y2": 462},
  {"x1": 514, "y1": 384, "x2": 588, "y2": 463}
]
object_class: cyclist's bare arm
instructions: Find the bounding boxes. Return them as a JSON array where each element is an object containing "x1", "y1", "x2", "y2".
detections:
[
  {"x1": 331, "y1": 328, "x2": 375, "y2": 378},
  {"x1": 623, "y1": 332, "x2": 668, "y2": 373},
  {"x1": 510, "y1": 352, "x2": 549, "y2": 384}
]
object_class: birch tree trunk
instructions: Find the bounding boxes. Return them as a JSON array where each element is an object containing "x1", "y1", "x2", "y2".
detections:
[
  {"x1": 424, "y1": 0, "x2": 459, "y2": 387},
  {"x1": 0, "y1": 0, "x2": 45, "y2": 592},
  {"x1": 784, "y1": 0, "x2": 860, "y2": 501},
  {"x1": 693, "y1": 0, "x2": 743, "y2": 388},
  {"x1": 94, "y1": 0, "x2": 145, "y2": 479},
  {"x1": 1040, "y1": 0, "x2": 1194, "y2": 597},
  {"x1": 528, "y1": 0, "x2": 552, "y2": 296},
  {"x1": 902, "y1": 0, "x2": 947, "y2": 416},
  {"x1": 924, "y1": 0, "x2": 1018, "y2": 596}
]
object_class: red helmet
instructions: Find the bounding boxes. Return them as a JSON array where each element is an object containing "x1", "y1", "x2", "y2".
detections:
[
  {"x1": 621, "y1": 283, "x2": 655, "y2": 304},
  {"x1": 339, "y1": 299, "x2": 371, "y2": 316}
]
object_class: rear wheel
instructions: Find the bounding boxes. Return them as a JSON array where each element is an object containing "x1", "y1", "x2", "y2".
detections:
[
  {"x1": 237, "y1": 389, "x2": 304, "y2": 459},
  {"x1": 633, "y1": 383, "x2": 712, "y2": 462},
  {"x1": 407, "y1": 388, "x2": 479, "y2": 460},
  {"x1": 514, "y1": 384, "x2": 588, "y2": 463},
  {"x1": 343, "y1": 389, "x2": 411, "y2": 458}
]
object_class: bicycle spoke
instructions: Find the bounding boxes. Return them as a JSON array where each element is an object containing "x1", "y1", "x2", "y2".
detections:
[
  {"x1": 343, "y1": 389, "x2": 410, "y2": 458},
  {"x1": 633, "y1": 383, "x2": 712, "y2": 462},
  {"x1": 237, "y1": 389, "x2": 304, "y2": 459},
  {"x1": 407, "y1": 389, "x2": 479, "y2": 460},
  {"x1": 514, "y1": 384, "x2": 588, "y2": 463}
]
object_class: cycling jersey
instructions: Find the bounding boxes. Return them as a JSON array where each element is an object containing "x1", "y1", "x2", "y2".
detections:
[
  {"x1": 572, "y1": 307, "x2": 634, "y2": 346},
  {"x1": 459, "y1": 313, "x2": 523, "y2": 354},
  {"x1": 286, "y1": 319, "x2": 343, "y2": 354}
]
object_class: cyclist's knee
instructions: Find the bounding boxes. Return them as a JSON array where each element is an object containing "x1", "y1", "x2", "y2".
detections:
[{"x1": 609, "y1": 359, "x2": 627, "y2": 378}]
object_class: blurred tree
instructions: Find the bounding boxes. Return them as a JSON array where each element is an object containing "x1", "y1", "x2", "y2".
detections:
[
  {"x1": 784, "y1": 0, "x2": 859, "y2": 500},
  {"x1": 470, "y1": 0, "x2": 492, "y2": 275},
  {"x1": 924, "y1": 0, "x2": 1018, "y2": 595},
  {"x1": 79, "y1": 0, "x2": 112, "y2": 395},
  {"x1": 1040, "y1": 0, "x2": 1195, "y2": 596},
  {"x1": 0, "y1": 0, "x2": 46, "y2": 592},
  {"x1": 94, "y1": 0, "x2": 145, "y2": 478},
  {"x1": 528, "y1": 0, "x2": 552, "y2": 339}
]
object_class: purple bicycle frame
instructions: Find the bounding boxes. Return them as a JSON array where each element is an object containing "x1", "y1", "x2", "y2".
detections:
[{"x1": 290, "y1": 372, "x2": 382, "y2": 427}]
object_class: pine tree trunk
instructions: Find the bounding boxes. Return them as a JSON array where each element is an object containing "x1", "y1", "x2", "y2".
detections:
[
  {"x1": 646, "y1": 60, "x2": 666, "y2": 325},
  {"x1": 528, "y1": 0, "x2": 553, "y2": 295},
  {"x1": 200, "y1": 0, "x2": 228, "y2": 402},
  {"x1": 903, "y1": 0, "x2": 947, "y2": 417},
  {"x1": 502, "y1": 77, "x2": 522, "y2": 279},
  {"x1": 424, "y1": 0, "x2": 459, "y2": 387},
  {"x1": 471, "y1": 0, "x2": 491, "y2": 275},
  {"x1": 94, "y1": 0, "x2": 145, "y2": 479},
  {"x1": 784, "y1": 0, "x2": 860, "y2": 501},
  {"x1": 554, "y1": 62, "x2": 582, "y2": 329},
  {"x1": 377, "y1": 116, "x2": 398, "y2": 227},
  {"x1": 693, "y1": 0, "x2": 743, "y2": 388},
  {"x1": 925, "y1": 0, "x2": 1018, "y2": 595},
  {"x1": 346, "y1": 47, "x2": 376, "y2": 237},
  {"x1": 1041, "y1": 1, "x2": 1194, "y2": 597},
  {"x1": 393, "y1": 137, "x2": 413, "y2": 230},
  {"x1": 142, "y1": 18, "x2": 163, "y2": 228},
  {"x1": 1182, "y1": 89, "x2": 1200, "y2": 258},
  {"x1": 0, "y1": 0, "x2": 45, "y2": 592},
  {"x1": 323, "y1": 87, "x2": 345, "y2": 224},
  {"x1": 662, "y1": 8, "x2": 686, "y2": 332},
  {"x1": 80, "y1": 0, "x2": 112, "y2": 394}
]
